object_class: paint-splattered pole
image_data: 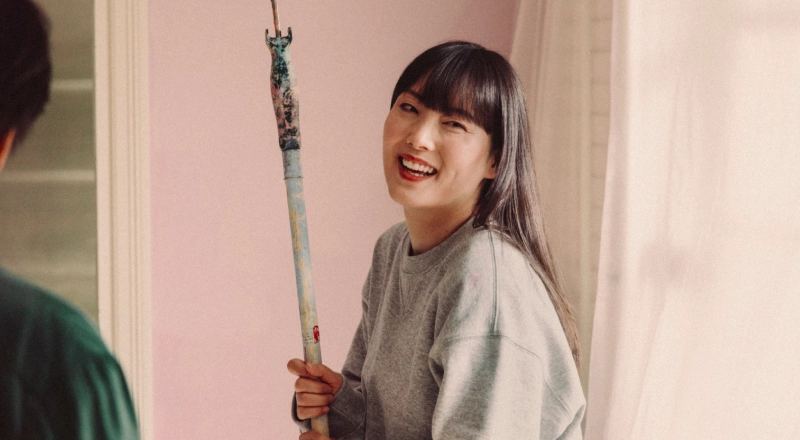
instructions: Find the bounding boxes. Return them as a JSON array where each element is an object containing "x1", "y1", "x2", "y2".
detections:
[{"x1": 266, "y1": 0, "x2": 330, "y2": 436}]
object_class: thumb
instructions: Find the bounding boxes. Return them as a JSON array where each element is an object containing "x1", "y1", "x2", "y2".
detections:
[{"x1": 305, "y1": 362, "x2": 343, "y2": 390}]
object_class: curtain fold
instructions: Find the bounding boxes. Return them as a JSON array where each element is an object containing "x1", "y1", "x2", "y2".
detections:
[
  {"x1": 511, "y1": 0, "x2": 603, "y2": 389},
  {"x1": 586, "y1": 1, "x2": 800, "y2": 438}
]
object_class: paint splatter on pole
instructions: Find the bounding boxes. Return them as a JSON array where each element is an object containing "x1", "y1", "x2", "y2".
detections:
[{"x1": 266, "y1": 0, "x2": 329, "y2": 435}]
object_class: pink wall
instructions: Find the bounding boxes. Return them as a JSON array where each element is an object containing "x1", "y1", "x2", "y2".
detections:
[{"x1": 149, "y1": 1, "x2": 519, "y2": 438}]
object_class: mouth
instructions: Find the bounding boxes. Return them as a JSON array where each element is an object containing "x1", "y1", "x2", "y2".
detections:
[{"x1": 399, "y1": 155, "x2": 437, "y2": 178}]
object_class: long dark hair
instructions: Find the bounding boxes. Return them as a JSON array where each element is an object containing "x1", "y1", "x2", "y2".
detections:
[{"x1": 391, "y1": 41, "x2": 581, "y2": 368}]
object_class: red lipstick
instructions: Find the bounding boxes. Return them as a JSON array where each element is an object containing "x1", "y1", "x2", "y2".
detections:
[{"x1": 398, "y1": 154, "x2": 437, "y2": 182}]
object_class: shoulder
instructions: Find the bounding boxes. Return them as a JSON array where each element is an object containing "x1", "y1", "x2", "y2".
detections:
[
  {"x1": 431, "y1": 234, "x2": 586, "y2": 417},
  {"x1": 436, "y1": 229, "x2": 576, "y2": 371},
  {"x1": 446, "y1": 228, "x2": 561, "y2": 339},
  {"x1": 360, "y1": 221, "x2": 408, "y2": 299},
  {"x1": 437, "y1": 225, "x2": 530, "y2": 281},
  {"x1": 428, "y1": 226, "x2": 503, "y2": 339},
  {"x1": 373, "y1": 221, "x2": 408, "y2": 255},
  {"x1": 475, "y1": 233, "x2": 586, "y2": 413},
  {"x1": 0, "y1": 267, "x2": 117, "y2": 383},
  {"x1": 366, "y1": 221, "x2": 408, "y2": 275},
  {"x1": 0, "y1": 268, "x2": 138, "y2": 435},
  {"x1": 1, "y1": 268, "x2": 107, "y2": 350},
  {"x1": 463, "y1": 232, "x2": 574, "y2": 368}
]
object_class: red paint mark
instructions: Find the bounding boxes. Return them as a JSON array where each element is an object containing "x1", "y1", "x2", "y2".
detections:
[{"x1": 313, "y1": 325, "x2": 320, "y2": 344}]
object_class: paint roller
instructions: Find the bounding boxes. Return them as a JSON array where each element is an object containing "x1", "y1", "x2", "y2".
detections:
[{"x1": 265, "y1": 0, "x2": 329, "y2": 435}]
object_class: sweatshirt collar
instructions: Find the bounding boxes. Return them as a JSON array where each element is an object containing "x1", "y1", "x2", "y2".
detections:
[{"x1": 401, "y1": 219, "x2": 478, "y2": 274}]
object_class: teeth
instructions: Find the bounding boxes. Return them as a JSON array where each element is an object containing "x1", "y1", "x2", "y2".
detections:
[{"x1": 402, "y1": 158, "x2": 435, "y2": 175}]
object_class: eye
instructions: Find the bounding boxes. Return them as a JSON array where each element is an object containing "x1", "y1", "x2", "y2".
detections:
[
  {"x1": 399, "y1": 103, "x2": 418, "y2": 114},
  {"x1": 444, "y1": 120, "x2": 467, "y2": 130}
]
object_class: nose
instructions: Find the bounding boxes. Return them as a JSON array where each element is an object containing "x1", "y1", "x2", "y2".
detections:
[{"x1": 406, "y1": 117, "x2": 435, "y2": 151}]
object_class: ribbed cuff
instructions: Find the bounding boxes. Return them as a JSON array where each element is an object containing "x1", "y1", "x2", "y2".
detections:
[{"x1": 327, "y1": 378, "x2": 366, "y2": 437}]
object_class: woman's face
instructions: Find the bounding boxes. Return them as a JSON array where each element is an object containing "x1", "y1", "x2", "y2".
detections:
[{"x1": 382, "y1": 86, "x2": 495, "y2": 221}]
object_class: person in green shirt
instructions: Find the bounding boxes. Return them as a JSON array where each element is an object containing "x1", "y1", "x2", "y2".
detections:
[{"x1": 0, "y1": 0, "x2": 140, "y2": 438}]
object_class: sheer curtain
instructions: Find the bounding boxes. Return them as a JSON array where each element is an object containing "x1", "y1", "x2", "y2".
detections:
[
  {"x1": 510, "y1": 0, "x2": 610, "y2": 388},
  {"x1": 586, "y1": 0, "x2": 800, "y2": 438}
]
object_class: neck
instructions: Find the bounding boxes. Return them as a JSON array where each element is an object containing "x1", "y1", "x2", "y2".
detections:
[{"x1": 403, "y1": 207, "x2": 473, "y2": 256}]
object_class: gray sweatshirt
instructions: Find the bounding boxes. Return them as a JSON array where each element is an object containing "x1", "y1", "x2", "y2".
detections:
[{"x1": 297, "y1": 221, "x2": 585, "y2": 439}]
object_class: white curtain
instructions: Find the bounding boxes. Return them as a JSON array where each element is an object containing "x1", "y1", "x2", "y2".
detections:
[
  {"x1": 511, "y1": 0, "x2": 605, "y2": 389},
  {"x1": 586, "y1": 1, "x2": 800, "y2": 439}
]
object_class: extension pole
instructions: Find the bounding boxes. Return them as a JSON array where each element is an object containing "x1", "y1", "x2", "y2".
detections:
[{"x1": 265, "y1": 0, "x2": 329, "y2": 435}]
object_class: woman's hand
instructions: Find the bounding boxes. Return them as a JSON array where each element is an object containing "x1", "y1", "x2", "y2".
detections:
[
  {"x1": 299, "y1": 431, "x2": 334, "y2": 440},
  {"x1": 287, "y1": 358, "x2": 344, "y2": 421}
]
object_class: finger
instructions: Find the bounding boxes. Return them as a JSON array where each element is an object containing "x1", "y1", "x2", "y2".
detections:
[
  {"x1": 299, "y1": 430, "x2": 333, "y2": 440},
  {"x1": 295, "y1": 377, "x2": 334, "y2": 394},
  {"x1": 287, "y1": 359, "x2": 314, "y2": 378},
  {"x1": 299, "y1": 433, "x2": 332, "y2": 440},
  {"x1": 296, "y1": 404, "x2": 330, "y2": 421},
  {"x1": 304, "y1": 363, "x2": 343, "y2": 388},
  {"x1": 296, "y1": 391, "x2": 335, "y2": 407}
]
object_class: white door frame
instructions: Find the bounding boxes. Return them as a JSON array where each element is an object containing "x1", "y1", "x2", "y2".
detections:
[{"x1": 95, "y1": 0, "x2": 153, "y2": 438}]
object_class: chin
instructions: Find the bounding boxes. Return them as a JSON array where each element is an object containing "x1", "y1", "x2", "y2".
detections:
[
  {"x1": 386, "y1": 187, "x2": 411, "y2": 207},
  {"x1": 385, "y1": 189, "x2": 415, "y2": 211}
]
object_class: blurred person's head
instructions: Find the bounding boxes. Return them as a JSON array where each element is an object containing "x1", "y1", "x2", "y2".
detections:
[{"x1": 0, "y1": 0, "x2": 51, "y2": 170}]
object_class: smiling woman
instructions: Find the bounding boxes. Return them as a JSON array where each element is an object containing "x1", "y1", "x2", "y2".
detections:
[
  {"x1": 382, "y1": 88, "x2": 495, "y2": 244},
  {"x1": 287, "y1": 41, "x2": 585, "y2": 440}
]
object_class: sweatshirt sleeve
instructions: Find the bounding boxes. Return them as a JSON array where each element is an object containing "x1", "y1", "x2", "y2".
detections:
[
  {"x1": 430, "y1": 335, "x2": 582, "y2": 440},
  {"x1": 424, "y1": 231, "x2": 584, "y2": 439}
]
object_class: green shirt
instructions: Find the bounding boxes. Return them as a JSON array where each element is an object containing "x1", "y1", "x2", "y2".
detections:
[{"x1": 0, "y1": 267, "x2": 139, "y2": 439}]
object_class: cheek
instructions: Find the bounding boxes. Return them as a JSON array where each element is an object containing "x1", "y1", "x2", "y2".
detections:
[
  {"x1": 383, "y1": 115, "x2": 401, "y2": 143},
  {"x1": 381, "y1": 117, "x2": 390, "y2": 151},
  {"x1": 382, "y1": 131, "x2": 394, "y2": 163},
  {"x1": 382, "y1": 145, "x2": 394, "y2": 175},
  {"x1": 382, "y1": 116, "x2": 405, "y2": 158},
  {"x1": 382, "y1": 129, "x2": 396, "y2": 177}
]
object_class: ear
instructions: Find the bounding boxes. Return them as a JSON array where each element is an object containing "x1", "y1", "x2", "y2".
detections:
[
  {"x1": 484, "y1": 159, "x2": 497, "y2": 180},
  {"x1": 0, "y1": 129, "x2": 17, "y2": 172}
]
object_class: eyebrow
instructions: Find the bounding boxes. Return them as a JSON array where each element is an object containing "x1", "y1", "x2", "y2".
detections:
[{"x1": 403, "y1": 90, "x2": 477, "y2": 123}]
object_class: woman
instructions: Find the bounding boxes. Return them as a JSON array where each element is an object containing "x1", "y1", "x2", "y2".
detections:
[{"x1": 288, "y1": 41, "x2": 585, "y2": 439}]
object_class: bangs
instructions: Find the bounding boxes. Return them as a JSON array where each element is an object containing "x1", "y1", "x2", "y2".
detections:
[{"x1": 391, "y1": 42, "x2": 502, "y2": 135}]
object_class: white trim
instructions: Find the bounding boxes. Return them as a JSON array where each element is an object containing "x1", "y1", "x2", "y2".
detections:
[
  {"x1": 0, "y1": 170, "x2": 95, "y2": 183},
  {"x1": 51, "y1": 78, "x2": 95, "y2": 93},
  {"x1": 95, "y1": 0, "x2": 153, "y2": 438}
]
